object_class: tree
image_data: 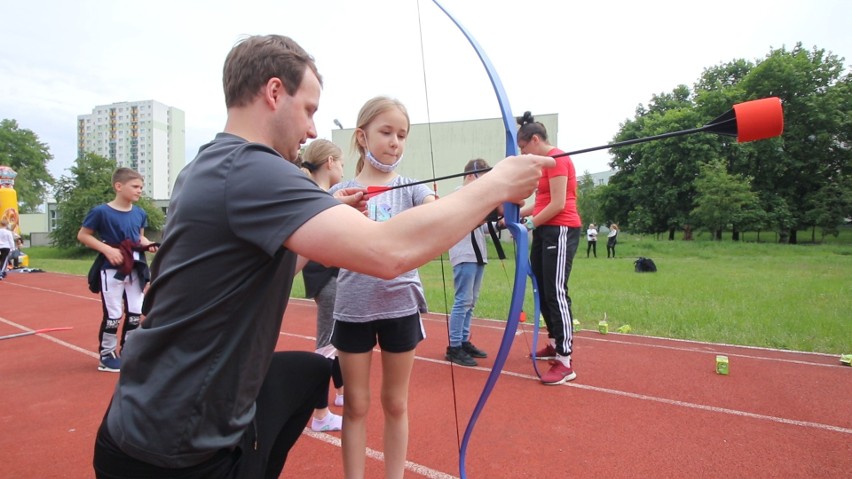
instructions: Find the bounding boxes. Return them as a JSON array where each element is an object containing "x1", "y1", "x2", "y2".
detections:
[
  {"x1": 737, "y1": 43, "x2": 851, "y2": 243},
  {"x1": 0, "y1": 119, "x2": 55, "y2": 212},
  {"x1": 803, "y1": 177, "x2": 852, "y2": 240},
  {"x1": 577, "y1": 171, "x2": 603, "y2": 227},
  {"x1": 690, "y1": 159, "x2": 760, "y2": 240},
  {"x1": 606, "y1": 85, "x2": 722, "y2": 238},
  {"x1": 51, "y1": 153, "x2": 165, "y2": 248},
  {"x1": 603, "y1": 43, "x2": 851, "y2": 243}
]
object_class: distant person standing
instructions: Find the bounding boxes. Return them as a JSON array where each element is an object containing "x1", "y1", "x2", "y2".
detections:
[
  {"x1": 586, "y1": 223, "x2": 598, "y2": 258},
  {"x1": 0, "y1": 218, "x2": 14, "y2": 278},
  {"x1": 77, "y1": 168, "x2": 158, "y2": 372},
  {"x1": 607, "y1": 223, "x2": 619, "y2": 258},
  {"x1": 445, "y1": 159, "x2": 493, "y2": 368}
]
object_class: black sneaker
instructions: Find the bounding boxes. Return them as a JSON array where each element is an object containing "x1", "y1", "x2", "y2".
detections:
[
  {"x1": 462, "y1": 341, "x2": 487, "y2": 358},
  {"x1": 98, "y1": 351, "x2": 121, "y2": 372},
  {"x1": 445, "y1": 346, "x2": 477, "y2": 367}
]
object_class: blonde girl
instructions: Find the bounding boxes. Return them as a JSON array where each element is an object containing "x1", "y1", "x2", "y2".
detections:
[
  {"x1": 328, "y1": 96, "x2": 436, "y2": 479},
  {"x1": 301, "y1": 139, "x2": 347, "y2": 432}
]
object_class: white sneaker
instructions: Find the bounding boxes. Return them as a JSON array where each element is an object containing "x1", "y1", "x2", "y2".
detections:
[
  {"x1": 334, "y1": 393, "x2": 344, "y2": 407},
  {"x1": 311, "y1": 412, "x2": 342, "y2": 432}
]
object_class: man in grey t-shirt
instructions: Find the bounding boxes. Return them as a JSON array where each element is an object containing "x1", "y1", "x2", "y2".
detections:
[{"x1": 93, "y1": 34, "x2": 553, "y2": 479}]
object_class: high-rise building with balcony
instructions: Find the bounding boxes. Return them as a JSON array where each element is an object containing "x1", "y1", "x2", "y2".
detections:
[{"x1": 77, "y1": 100, "x2": 185, "y2": 200}]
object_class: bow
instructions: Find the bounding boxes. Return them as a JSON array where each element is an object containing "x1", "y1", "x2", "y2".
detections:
[{"x1": 429, "y1": 1, "x2": 542, "y2": 476}]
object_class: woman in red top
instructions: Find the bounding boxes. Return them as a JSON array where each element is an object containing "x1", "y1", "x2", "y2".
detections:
[{"x1": 517, "y1": 111, "x2": 582, "y2": 385}]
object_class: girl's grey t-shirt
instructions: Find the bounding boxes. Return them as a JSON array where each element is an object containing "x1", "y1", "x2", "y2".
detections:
[{"x1": 328, "y1": 176, "x2": 435, "y2": 322}]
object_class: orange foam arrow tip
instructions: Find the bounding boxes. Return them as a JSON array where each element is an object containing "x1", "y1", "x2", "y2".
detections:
[
  {"x1": 519, "y1": 311, "x2": 527, "y2": 322},
  {"x1": 733, "y1": 97, "x2": 784, "y2": 143}
]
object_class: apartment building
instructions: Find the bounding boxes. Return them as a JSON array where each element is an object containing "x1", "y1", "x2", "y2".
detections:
[{"x1": 77, "y1": 100, "x2": 185, "y2": 200}]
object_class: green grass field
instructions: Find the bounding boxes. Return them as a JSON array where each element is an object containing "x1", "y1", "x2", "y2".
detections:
[{"x1": 22, "y1": 231, "x2": 852, "y2": 354}]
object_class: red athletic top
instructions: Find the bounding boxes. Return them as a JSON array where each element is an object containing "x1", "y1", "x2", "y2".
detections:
[{"x1": 533, "y1": 147, "x2": 582, "y2": 227}]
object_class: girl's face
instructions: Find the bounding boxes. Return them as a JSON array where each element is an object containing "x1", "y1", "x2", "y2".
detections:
[
  {"x1": 517, "y1": 134, "x2": 547, "y2": 155},
  {"x1": 329, "y1": 156, "x2": 344, "y2": 186},
  {"x1": 360, "y1": 108, "x2": 409, "y2": 165}
]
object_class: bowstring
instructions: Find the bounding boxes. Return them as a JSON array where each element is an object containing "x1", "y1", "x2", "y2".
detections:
[{"x1": 416, "y1": 0, "x2": 462, "y2": 453}]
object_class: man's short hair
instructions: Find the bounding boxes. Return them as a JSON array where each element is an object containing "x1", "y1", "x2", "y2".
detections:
[{"x1": 223, "y1": 34, "x2": 323, "y2": 108}]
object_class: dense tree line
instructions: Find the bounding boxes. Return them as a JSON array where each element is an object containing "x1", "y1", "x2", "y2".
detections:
[
  {"x1": 583, "y1": 43, "x2": 851, "y2": 243},
  {"x1": 0, "y1": 119, "x2": 54, "y2": 213}
]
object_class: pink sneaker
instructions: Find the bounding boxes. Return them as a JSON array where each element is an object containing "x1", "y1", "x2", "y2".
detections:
[
  {"x1": 529, "y1": 344, "x2": 557, "y2": 360},
  {"x1": 540, "y1": 359, "x2": 577, "y2": 385}
]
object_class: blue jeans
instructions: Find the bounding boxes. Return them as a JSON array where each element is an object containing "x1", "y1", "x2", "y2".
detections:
[{"x1": 449, "y1": 262, "x2": 485, "y2": 347}]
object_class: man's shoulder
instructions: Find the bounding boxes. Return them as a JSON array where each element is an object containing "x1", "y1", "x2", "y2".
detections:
[{"x1": 202, "y1": 133, "x2": 278, "y2": 159}]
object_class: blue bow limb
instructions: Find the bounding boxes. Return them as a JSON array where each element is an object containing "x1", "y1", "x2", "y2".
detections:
[{"x1": 430, "y1": 1, "x2": 542, "y2": 477}]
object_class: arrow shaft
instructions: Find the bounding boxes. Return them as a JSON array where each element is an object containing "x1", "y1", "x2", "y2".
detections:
[
  {"x1": 553, "y1": 125, "x2": 709, "y2": 159},
  {"x1": 0, "y1": 327, "x2": 73, "y2": 341},
  {"x1": 379, "y1": 126, "x2": 712, "y2": 189},
  {"x1": 371, "y1": 168, "x2": 493, "y2": 193}
]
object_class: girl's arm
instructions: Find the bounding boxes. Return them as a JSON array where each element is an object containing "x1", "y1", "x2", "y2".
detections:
[{"x1": 286, "y1": 154, "x2": 552, "y2": 279}]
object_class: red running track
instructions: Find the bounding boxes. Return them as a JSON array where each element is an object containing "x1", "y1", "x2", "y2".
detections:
[{"x1": 1, "y1": 271, "x2": 850, "y2": 478}]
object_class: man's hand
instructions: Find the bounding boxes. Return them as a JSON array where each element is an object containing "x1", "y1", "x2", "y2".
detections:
[
  {"x1": 333, "y1": 187, "x2": 368, "y2": 215},
  {"x1": 486, "y1": 154, "x2": 554, "y2": 205}
]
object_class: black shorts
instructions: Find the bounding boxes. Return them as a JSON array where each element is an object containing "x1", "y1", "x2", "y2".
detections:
[{"x1": 331, "y1": 313, "x2": 424, "y2": 353}]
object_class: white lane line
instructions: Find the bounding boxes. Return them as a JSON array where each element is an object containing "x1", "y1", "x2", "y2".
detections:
[
  {"x1": 415, "y1": 312, "x2": 842, "y2": 368},
  {"x1": 302, "y1": 429, "x2": 458, "y2": 479},
  {"x1": 1, "y1": 281, "x2": 100, "y2": 302},
  {"x1": 281, "y1": 331, "x2": 852, "y2": 436}
]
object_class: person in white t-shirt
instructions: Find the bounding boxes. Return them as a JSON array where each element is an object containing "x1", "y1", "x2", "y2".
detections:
[{"x1": 586, "y1": 223, "x2": 598, "y2": 258}]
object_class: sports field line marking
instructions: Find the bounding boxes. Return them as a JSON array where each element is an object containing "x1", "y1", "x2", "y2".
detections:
[
  {"x1": 0, "y1": 316, "x2": 98, "y2": 359},
  {"x1": 281, "y1": 330, "x2": 852, "y2": 436},
  {"x1": 2, "y1": 281, "x2": 100, "y2": 302},
  {"x1": 424, "y1": 353, "x2": 852, "y2": 436},
  {"x1": 577, "y1": 335, "x2": 844, "y2": 369},
  {"x1": 417, "y1": 311, "x2": 841, "y2": 368},
  {"x1": 302, "y1": 429, "x2": 458, "y2": 479},
  {"x1": 292, "y1": 296, "x2": 841, "y2": 368}
]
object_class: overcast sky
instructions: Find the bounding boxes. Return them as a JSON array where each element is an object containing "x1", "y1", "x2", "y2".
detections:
[{"x1": 1, "y1": 0, "x2": 849, "y2": 181}]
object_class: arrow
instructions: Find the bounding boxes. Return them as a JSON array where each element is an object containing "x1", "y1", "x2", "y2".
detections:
[
  {"x1": 363, "y1": 168, "x2": 492, "y2": 199},
  {"x1": 552, "y1": 97, "x2": 784, "y2": 158},
  {"x1": 0, "y1": 327, "x2": 73, "y2": 341},
  {"x1": 362, "y1": 97, "x2": 783, "y2": 198}
]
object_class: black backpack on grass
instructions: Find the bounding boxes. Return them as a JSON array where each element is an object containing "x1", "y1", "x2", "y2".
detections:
[{"x1": 634, "y1": 257, "x2": 657, "y2": 273}]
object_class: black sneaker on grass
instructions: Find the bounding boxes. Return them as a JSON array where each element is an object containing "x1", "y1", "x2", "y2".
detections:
[
  {"x1": 445, "y1": 346, "x2": 477, "y2": 367},
  {"x1": 462, "y1": 341, "x2": 487, "y2": 358}
]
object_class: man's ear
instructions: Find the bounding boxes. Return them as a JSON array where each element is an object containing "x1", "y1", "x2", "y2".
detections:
[{"x1": 265, "y1": 77, "x2": 285, "y2": 108}]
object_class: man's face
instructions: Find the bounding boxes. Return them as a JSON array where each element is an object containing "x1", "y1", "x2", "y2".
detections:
[{"x1": 274, "y1": 68, "x2": 321, "y2": 162}]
